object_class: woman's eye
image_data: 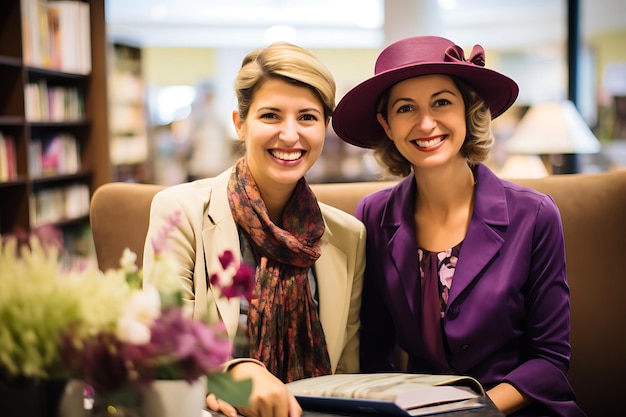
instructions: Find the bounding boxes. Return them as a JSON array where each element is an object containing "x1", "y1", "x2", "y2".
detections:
[
  {"x1": 433, "y1": 99, "x2": 451, "y2": 107},
  {"x1": 300, "y1": 114, "x2": 318, "y2": 121},
  {"x1": 260, "y1": 113, "x2": 278, "y2": 120},
  {"x1": 397, "y1": 105, "x2": 412, "y2": 113}
]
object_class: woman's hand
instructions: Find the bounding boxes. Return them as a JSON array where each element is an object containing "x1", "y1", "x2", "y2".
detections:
[
  {"x1": 486, "y1": 382, "x2": 532, "y2": 415},
  {"x1": 206, "y1": 362, "x2": 302, "y2": 417}
]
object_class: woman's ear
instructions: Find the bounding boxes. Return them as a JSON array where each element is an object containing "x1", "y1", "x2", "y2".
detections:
[
  {"x1": 376, "y1": 113, "x2": 392, "y2": 139},
  {"x1": 232, "y1": 110, "x2": 245, "y2": 141}
]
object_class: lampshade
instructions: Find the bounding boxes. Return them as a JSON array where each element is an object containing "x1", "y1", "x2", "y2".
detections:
[{"x1": 505, "y1": 100, "x2": 601, "y2": 155}]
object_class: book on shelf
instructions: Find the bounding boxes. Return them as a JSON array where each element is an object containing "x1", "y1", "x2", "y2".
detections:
[
  {"x1": 25, "y1": 80, "x2": 85, "y2": 122},
  {"x1": 29, "y1": 133, "x2": 80, "y2": 176},
  {"x1": 286, "y1": 373, "x2": 486, "y2": 416},
  {"x1": 21, "y1": 0, "x2": 91, "y2": 74},
  {"x1": 20, "y1": 0, "x2": 48, "y2": 67},
  {"x1": 0, "y1": 132, "x2": 18, "y2": 182},
  {"x1": 29, "y1": 183, "x2": 90, "y2": 226},
  {"x1": 48, "y1": 0, "x2": 91, "y2": 74},
  {"x1": 28, "y1": 140, "x2": 43, "y2": 177}
]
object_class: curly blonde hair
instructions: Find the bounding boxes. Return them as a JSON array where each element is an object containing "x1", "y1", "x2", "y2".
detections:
[{"x1": 374, "y1": 76, "x2": 493, "y2": 177}]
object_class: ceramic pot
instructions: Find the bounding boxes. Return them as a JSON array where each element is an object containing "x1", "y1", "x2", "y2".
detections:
[
  {"x1": 139, "y1": 377, "x2": 206, "y2": 417},
  {"x1": 90, "y1": 386, "x2": 142, "y2": 417}
]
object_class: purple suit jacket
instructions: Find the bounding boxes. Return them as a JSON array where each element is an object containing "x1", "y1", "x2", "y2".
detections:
[{"x1": 356, "y1": 163, "x2": 585, "y2": 417}]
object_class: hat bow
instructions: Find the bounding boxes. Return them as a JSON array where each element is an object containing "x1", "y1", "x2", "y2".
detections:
[{"x1": 444, "y1": 44, "x2": 485, "y2": 67}]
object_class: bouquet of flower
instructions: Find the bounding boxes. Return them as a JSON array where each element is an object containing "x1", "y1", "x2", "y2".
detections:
[
  {"x1": 0, "y1": 226, "x2": 129, "y2": 380},
  {"x1": 0, "y1": 211, "x2": 255, "y2": 407}
]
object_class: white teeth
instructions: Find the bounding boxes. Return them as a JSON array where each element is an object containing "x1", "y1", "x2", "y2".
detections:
[
  {"x1": 414, "y1": 137, "x2": 443, "y2": 148},
  {"x1": 270, "y1": 150, "x2": 302, "y2": 161}
]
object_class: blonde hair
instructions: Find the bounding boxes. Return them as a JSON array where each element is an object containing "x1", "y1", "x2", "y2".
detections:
[{"x1": 234, "y1": 42, "x2": 336, "y2": 122}]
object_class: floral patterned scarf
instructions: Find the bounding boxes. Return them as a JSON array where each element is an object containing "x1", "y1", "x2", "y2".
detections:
[{"x1": 227, "y1": 158, "x2": 332, "y2": 382}]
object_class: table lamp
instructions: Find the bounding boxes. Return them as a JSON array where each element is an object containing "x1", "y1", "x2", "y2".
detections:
[{"x1": 504, "y1": 100, "x2": 601, "y2": 174}]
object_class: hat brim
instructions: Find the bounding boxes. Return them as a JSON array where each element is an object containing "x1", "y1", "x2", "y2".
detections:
[{"x1": 332, "y1": 63, "x2": 519, "y2": 149}]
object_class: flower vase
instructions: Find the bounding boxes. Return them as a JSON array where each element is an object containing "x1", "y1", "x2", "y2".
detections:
[
  {"x1": 140, "y1": 377, "x2": 207, "y2": 417},
  {"x1": 58, "y1": 379, "x2": 89, "y2": 417}
]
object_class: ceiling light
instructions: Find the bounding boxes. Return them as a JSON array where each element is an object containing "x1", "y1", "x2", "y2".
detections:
[
  {"x1": 438, "y1": 0, "x2": 458, "y2": 11},
  {"x1": 149, "y1": 5, "x2": 168, "y2": 21}
]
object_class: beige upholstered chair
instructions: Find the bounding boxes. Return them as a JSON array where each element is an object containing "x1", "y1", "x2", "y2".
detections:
[
  {"x1": 90, "y1": 182, "x2": 166, "y2": 271},
  {"x1": 90, "y1": 170, "x2": 626, "y2": 416}
]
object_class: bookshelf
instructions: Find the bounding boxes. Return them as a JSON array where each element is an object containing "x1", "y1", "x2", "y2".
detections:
[
  {"x1": 0, "y1": 0, "x2": 110, "y2": 260},
  {"x1": 108, "y1": 42, "x2": 151, "y2": 183}
]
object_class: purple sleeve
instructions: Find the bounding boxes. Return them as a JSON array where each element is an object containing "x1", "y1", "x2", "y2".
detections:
[{"x1": 503, "y1": 195, "x2": 584, "y2": 416}]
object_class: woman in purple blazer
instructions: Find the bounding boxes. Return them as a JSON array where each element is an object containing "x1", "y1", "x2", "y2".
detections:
[{"x1": 331, "y1": 36, "x2": 586, "y2": 417}]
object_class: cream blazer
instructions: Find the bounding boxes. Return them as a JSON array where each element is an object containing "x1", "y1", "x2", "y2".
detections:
[{"x1": 143, "y1": 168, "x2": 366, "y2": 374}]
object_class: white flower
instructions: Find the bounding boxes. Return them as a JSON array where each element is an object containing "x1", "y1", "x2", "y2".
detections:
[
  {"x1": 119, "y1": 248, "x2": 139, "y2": 274},
  {"x1": 127, "y1": 285, "x2": 161, "y2": 326},
  {"x1": 145, "y1": 252, "x2": 181, "y2": 295},
  {"x1": 116, "y1": 315, "x2": 151, "y2": 345},
  {"x1": 115, "y1": 286, "x2": 161, "y2": 344}
]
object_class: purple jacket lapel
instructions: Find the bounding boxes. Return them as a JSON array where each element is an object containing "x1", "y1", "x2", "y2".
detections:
[
  {"x1": 449, "y1": 164, "x2": 510, "y2": 304},
  {"x1": 380, "y1": 164, "x2": 511, "y2": 311},
  {"x1": 381, "y1": 176, "x2": 420, "y2": 317}
]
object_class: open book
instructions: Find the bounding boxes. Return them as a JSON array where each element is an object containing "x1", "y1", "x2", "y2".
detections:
[{"x1": 286, "y1": 373, "x2": 486, "y2": 416}]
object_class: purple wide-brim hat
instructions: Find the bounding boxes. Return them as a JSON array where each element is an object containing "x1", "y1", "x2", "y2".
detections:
[{"x1": 332, "y1": 36, "x2": 519, "y2": 149}]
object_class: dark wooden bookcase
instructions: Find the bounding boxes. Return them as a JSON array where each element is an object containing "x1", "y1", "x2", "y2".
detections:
[{"x1": 0, "y1": 0, "x2": 110, "y2": 256}]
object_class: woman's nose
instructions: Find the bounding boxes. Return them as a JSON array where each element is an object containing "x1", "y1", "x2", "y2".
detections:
[
  {"x1": 416, "y1": 111, "x2": 437, "y2": 131},
  {"x1": 279, "y1": 119, "x2": 299, "y2": 142}
]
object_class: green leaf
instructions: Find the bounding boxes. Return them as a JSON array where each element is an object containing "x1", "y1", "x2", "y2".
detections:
[
  {"x1": 206, "y1": 372, "x2": 251, "y2": 408},
  {"x1": 159, "y1": 290, "x2": 184, "y2": 308}
]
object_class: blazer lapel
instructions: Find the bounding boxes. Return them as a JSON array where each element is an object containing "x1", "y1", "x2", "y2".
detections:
[
  {"x1": 448, "y1": 164, "x2": 509, "y2": 303},
  {"x1": 315, "y1": 225, "x2": 348, "y2": 372},
  {"x1": 201, "y1": 171, "x2": 241, "y2": 340}
]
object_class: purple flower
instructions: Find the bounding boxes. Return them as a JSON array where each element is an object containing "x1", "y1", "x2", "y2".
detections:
[
  {"x1": 222, "y1": 264, "x2": 255, "y2": 301},
  {"x1": 151, "y1": 210, "x2": 182, "y2": 254},
  {"x1": 219, "y1": 250, "x2": 235, "y2": 270},
  {"x1": 209, "y1": 272, "x2": 220, "y2": 287},
  {"x1": 210, "y1": 250, "x2": 255, "y2": 301},
  {"x1": 57, "y1": 222, "x2": 254, "y2": 396},
  {"x1": 130, "y1": 307, "x2": 231, "y2": 382},
  {"x1": 60, "y1": 329, "x2": 136, "y2": 393},
  {"x1": 3, "y1": 225, "x2": 64, "y2": 258},
  {"x1": 60, "y1": 306, "x2": 233, "y2": 391}
]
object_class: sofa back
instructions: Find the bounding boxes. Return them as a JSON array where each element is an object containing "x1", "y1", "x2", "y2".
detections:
[{"x1": 91, "y1": 170, "x2": 626, "y2": 416}]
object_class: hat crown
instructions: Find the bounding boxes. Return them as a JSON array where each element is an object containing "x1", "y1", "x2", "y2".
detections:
[{"x1": 374, "y1": 36, "x2": 457, "y2": 75}]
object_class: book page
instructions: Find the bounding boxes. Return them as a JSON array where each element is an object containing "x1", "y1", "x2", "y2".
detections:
[
  {"x1": 408, "y1": 398, "x2": 484, "y2": 416},
  {"x1": 287, "y1": 373, "x2": 484, "y2": 410}
]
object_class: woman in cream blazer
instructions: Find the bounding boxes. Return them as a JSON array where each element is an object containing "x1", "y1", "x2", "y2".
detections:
[
  {"x1": 143, "y1": 42, "x2": 365, "y2": 417},
  {"x1": 143, "y1": 168, "x2": 365, "y2": 374}
]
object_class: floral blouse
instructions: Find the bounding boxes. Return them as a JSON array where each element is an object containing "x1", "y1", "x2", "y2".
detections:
[
  {"x1": 418, "y1": 241, "x2": 462, "y2": 319},
  {"x1": 416, "y1": 242, "x2": 463, "y2": 372}
]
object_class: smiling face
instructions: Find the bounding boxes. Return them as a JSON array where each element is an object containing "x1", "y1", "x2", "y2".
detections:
[
  {"x1": 377, "y1": 74, "x2": 467, "y2": 171},
  {"x1": 233, "y1": 77, "x2": 328, "y2": 193}
]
